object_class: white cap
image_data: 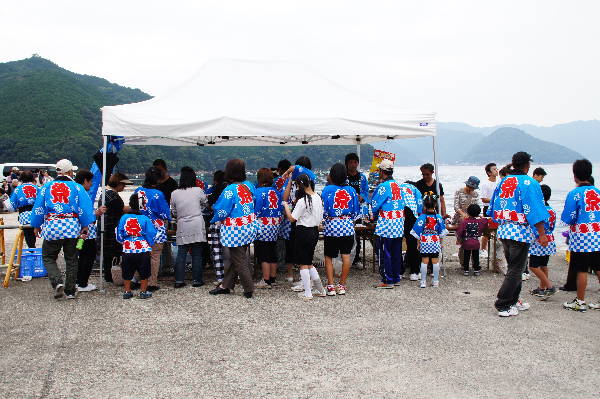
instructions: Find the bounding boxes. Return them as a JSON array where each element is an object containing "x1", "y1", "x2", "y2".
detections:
[
  {"x1": 56, "y1": 159, "x2": 78, "y2": 173},
  {"x1": 11, "y1": 167, "x2": 19, "y2": 171},
  {"x1": 377, "y1": 159, "x2": 394, "y2": 172}
]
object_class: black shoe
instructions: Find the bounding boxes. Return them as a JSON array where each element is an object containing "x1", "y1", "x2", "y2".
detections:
[
  {"x1": 243, "y1": 292, "x2": 253, "y2": 298},
  {"x1": 147, "y1": 285, "x2": 160, "y2": 292},
  {"x1": 192, "y1": 282, "x2": 204, "y2": 287},
  {"x1": 209, "y1": 287, "x2": 230, "y2": 295},
  {"x1": 174, "y1": 282, "x2": 186, "y2": 289},
  {"x1": 130, "y1": 282, "x2": 141, "y2": 290},
  {"x1": 559, "y1": 285, "x2": 576, "y2": 292}
]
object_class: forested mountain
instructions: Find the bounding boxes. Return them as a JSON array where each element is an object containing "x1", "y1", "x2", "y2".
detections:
[
  {"x1": 462, "y1": 127, "x2": 583, "y2": 164},
  {"x1": 0, "y1": 56, "x2": 374, "y2": 172},
  {"x1": 0, "y1": 56, "x2": 593, "y2": 171}
]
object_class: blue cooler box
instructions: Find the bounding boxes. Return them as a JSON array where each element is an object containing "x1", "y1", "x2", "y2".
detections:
[{"x1": 16, "y1": 248, "x2": 47, "y2": 278}]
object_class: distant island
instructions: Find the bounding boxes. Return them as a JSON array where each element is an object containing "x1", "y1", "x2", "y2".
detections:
[{"x1": 0, "y1": 55, "x2": 596, "y2": 172}]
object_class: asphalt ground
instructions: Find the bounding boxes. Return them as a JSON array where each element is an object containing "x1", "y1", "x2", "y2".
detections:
[{"x1": 1, "y1": 235, "x2": 599, "y2": 399}]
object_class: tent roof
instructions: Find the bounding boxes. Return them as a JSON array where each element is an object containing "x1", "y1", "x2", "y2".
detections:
[{"x1": 101, "y1": 59, "x2": 436, "y2": 146}]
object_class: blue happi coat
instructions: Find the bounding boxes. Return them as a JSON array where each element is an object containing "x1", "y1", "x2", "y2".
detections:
[
  {"x1": 561, "y1": 185, "x2": 600, "y2": 252},
  {"x1": 399, "y1": 182, "x2": 423, "y2": 216},
  {"x1": 529, "y1": 205, "x2": 557, "y2": 256},
  {"x1": 410, "y1": 212, "x2": 448, "y2": 253},
  {"x1": 321, "y1": 184, "x2": 360, "y2": 237},
  {"x1": 371, "y1": 179, "x2": 407, "y2": 238},
  {"x1": 133, "y1": 187, "x2": 171, "y2": 244},
  {"x1": 292, "y1": 165, "x2": 316, "y2": 183},
  {"x1": 116, "y1": 214, "x2": 157, "y2": 254},
  {"x1": 211, "y1": 181, "x2": 258, "y2": 247},
  {"x1": 8, "y1": 183, "x2": 39, "y2": 225},
  {"x1": 487, "y1": 174, "x2": 548, "y2": 243},
  {"x1": 254, "y1": 186, "x2": 282, "y2": 242},
  {"x1": 31, "y1": 178, "x2": 95, "y2": 241}
]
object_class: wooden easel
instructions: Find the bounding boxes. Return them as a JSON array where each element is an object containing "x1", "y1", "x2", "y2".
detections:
[
  {"x1": 2, "y1": 227, "x2": 25, "y2": 288},
  {"x1": 0, "y1": 218, "x2": 6, "y2": 265}
]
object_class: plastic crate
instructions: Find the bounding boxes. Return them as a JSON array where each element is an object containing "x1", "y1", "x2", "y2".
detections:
[{"x1": 16, "y1": 248, "x2": 47, "y2": 278}]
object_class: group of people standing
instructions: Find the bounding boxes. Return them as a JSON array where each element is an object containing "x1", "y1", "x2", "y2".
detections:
[{"x1": 5, "y1": 150, "x2": 600, "y2": 314}]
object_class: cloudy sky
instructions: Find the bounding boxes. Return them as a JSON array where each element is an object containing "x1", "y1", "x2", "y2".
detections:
[{"x1": 1, "y1": 0, "x2": 598, "y2": 126}]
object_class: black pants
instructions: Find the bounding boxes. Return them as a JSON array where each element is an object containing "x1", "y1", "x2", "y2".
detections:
[
  {"x1": 495, "y1": 240, "x2": 529, "y2": 311},
  {"x1": 43, "y1": 238, "x2": 78, "y2": 295},
  {"x1": 23, "y1": 228, "x2": 36, "y2": 248},
  {"x1": 462, "y1": 249, "x2": 480, "y2": 271},
  {"x1": 77, "y1": 239, "x2": 97, "y2": 287},
  {"x1": 353, "y1": 232, "x2": 361, "y2": 264},
  {"x1": 403, "y1": 209, "x2": 419, "y2": 274}
]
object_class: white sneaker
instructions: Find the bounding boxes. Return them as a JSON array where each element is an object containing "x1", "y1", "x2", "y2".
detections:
[
  {"x1": 255, "y1": 279, "x2": 271, "y2": 289},
  {"x1": 588, "y1": 301, "x2": 599, "y2": 310},
  {"x1": 522, "y1": 273, "x2": 530, "y2": 281},
  {"x1": 298, "y1": 293, "x2": 313, "y2": 300},
  {"x1": 291, "y1": 283, "x2": 304, "y2": 292},
  {"x1": 419, "y1": 281, "x2": 426, "y2": 288},
  {"x1": 313, "y1": 289, "x2": 327, "y2": 297},
  {"x1": 77, "y1": 283, "x2": 97, "y2": 292},
  {"x1": 498, "y1": 306, "x2": 519, "y2": 317},
  {"x1": 285, "y1": 277, "x2": 294, "y2": 283},
  {"x1": 480, "y1": 250, "x2": 488, "y2": 258},
  {"x1": 54, "y1": 283, "x2": 65, "y2": 299},
  {"x1": 515, "y1": 299, "x2": 530, "y2": 311},
  {"x1": 432, "y1": 281, "x2": 439, "y2": 288},
  {"x1": 409, "y1": 273, "x2": 418, "y2": 281}
]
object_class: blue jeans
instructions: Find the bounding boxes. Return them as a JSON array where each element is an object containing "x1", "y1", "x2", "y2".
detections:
[
  {"x1": 377, "y1": 236, "x2": 403, "y2": 284},
  {"x1": 175, "y1": 242, "x2": 204, "y2": 284}
]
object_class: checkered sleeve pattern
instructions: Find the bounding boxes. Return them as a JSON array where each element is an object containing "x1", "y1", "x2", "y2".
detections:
[
  {"x1": 18, "y1": 210, "x2": 32, "y2": 226},
  {"x1": 208, "y1": 224, "x2": 224, "y2": 280},
  {"x1": 420, "y1": 241, "x2": 441, "y2": 254},
  {"x1": 323, "y1": 217, "x2": 355, "y2": 237},
  {"x1": 497, "y1": 221, "x2": 534, "y2": 243},
  {"x1": 220, "y1": 222, "x2": 258, "y2": 247},
  {"x1": 41, "y1": 218, "x2": 82, "y2": 241},
  {"x1": 569, "y1": 231, "x2": 600, "y2": 252},
  {"x1": 256, "y1": 223, "x2": 280, "y2": 242},
  {"x1": 87, "y1": 222, "x2": 97, "y2": 240},
  {"x1": 278, "y1": 218, "x2": 291, "y2": 239},
  {"x1": 375, "y1": 218, "x2": 405, "y2": 238},
  {"x1": 529, "y1": 240, "x2": 556, "y2": 256}
]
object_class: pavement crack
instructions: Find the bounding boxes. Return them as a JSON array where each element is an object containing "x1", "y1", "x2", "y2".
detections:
[{"x1": 38, "y1": 304, "x2": 76, "y2": 399}]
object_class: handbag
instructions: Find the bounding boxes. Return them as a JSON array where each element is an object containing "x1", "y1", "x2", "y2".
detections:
[{"x1": 110, "y1": 256, "x2": 124, "y2": 286}]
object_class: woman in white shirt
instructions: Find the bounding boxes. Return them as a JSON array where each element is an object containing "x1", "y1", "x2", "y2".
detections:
[{"x1": 282, "y1": 173, "x2": 326, "y2": 300}]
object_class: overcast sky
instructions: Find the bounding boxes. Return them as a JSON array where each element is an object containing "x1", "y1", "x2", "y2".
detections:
[{"x1": 1, "y1": 0, "x2": 598, "y2": 126}]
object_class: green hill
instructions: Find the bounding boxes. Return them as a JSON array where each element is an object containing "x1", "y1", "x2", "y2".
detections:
[{"x1": 0, "y1": 56, "x2": 376, "y2": 173}]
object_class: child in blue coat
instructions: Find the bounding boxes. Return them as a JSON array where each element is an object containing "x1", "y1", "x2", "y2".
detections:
[
  {"x1": 322, "y1": 163, "x2": 360, "y2": 295},
  {"x1": 411, "y1": 195, "x2": 448, "y2": 288},
  {"x1": 116, "y1": 196, "x2": 157, "y2": 299}
]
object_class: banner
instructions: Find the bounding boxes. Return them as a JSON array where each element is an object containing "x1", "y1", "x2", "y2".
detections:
[{"x1": 368, "y1": 149, "x2": 396, "y2": 188}]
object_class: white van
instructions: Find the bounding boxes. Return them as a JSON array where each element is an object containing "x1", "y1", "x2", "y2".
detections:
[{"x1": 0, "y1": 163, "x2": 57, "y2": 180}]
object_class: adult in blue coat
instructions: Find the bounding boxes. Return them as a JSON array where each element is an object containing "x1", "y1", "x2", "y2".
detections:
[{"x1": 31, "y1": 159, "x2": 95, "y2": 299}]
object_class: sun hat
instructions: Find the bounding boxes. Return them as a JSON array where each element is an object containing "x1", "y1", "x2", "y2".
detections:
[
  {"x1": 377, "y1": 159, "x2": 394, "y2": 172},
  {"x1": 56, "y1": 159, "x2": 78, "y2": 173},
  {"x1": 465, "y1": 176, "x2": 480, "y2": 189}
]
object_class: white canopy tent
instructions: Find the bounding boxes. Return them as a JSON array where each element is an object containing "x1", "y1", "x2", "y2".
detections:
[{"x1": 98, "y1": 59, "x2": 441, "y2": 290}]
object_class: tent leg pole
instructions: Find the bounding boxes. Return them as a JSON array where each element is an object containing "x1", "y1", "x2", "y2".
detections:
[
  {"x1": 356, "y1": 142, "x2": 361, "y2": 169},
  {"x1": 99, "y1": 136, "x2": 108, "y2": 293},
  {"x1": 431, "y1": 135, "x2": 445, "y2": 276}
]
